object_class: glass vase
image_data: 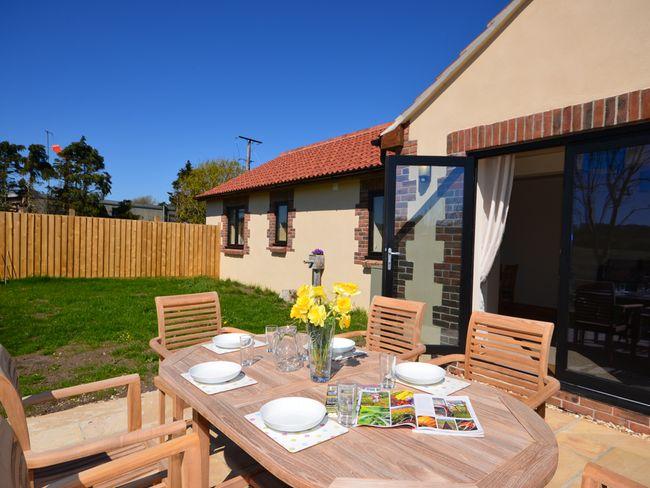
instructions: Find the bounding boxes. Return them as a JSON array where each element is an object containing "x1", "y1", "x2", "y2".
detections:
[{"x1": 307, "y1": 321, "x2": 335, "y2": 383}]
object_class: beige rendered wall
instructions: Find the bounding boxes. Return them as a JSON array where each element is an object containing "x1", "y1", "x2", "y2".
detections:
[
  {"x1": 205, "y1": 176, "x2": 375, "y2": 308},
  {"x1": 408, "y1": 0, "x2": 650, "y2": 155}
]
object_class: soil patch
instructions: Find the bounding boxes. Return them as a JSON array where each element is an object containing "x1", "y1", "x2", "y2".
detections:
[{"x1": 17, "y1": 343, "x2": 155, "y2": 416}]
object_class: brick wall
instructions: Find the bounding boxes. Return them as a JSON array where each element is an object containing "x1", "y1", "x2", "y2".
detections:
[
  {"x1": 354, "y1": 176, "x2": 383, "y2": 267},
  {"x1": 432, "y1": 167, "x2": 465, "y2": 346},
  {"x1": 550, "y1": 391, "x2": 649, "y2": 435},
  {"x1": 447, "y1": 88, "x2": 650, "y2": 154},
  {"x1": 221, "y1": 196, "x2": 250, "y2": 256},
  {"x1": 391, "y1": 166, "x2": 417, "y2": 299},
  {"x1": 266, "y1": 189, "x2": 295, "y2": 254}
]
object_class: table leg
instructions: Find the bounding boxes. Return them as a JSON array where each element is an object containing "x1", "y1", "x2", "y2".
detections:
[{"x1": 192, "y1": 409, "x2": 211, "y2": 488}]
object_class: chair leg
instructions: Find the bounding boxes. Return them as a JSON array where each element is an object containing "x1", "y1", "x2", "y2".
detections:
[{"x1": 158, "y1": 389, "x2": 167, "y2": 443}]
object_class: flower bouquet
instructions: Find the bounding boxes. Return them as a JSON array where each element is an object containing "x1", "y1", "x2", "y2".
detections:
[{"x1": 290, "y1": 282, "x2": 359, "y2": 382}]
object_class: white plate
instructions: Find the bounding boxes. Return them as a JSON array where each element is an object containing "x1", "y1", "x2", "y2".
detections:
[
  {"x1": 213, "y1": 333, "x2": 247, "y2": 349},
  {"x1": 331, "y1": 337, "x2": 355, "y2": 355},
  {"x1": 260, "y1": 397, "x2": 326, "y2": 432},
  {"x1": 189, "y1": 361, "x2": 242, "y2": 384},
  {"x1": 395, "y1": 362, "x2": 445, "y2": 385}
]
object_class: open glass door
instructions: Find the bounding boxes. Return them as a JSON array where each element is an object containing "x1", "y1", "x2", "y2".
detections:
[{"x1": 383, "y1": 155, "x2": 476, "y2": 354}]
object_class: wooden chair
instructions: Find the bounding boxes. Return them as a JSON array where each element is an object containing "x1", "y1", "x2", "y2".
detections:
[
  {"x1": 581, "y1": 462, "x2": 647, "y2": 488},
  {"x1": 0, "y1": 343, "x2": 189, "y2": 487},
  {"x1": 149, "y1": 292, "x2": 249, "y2": 427},
  {"x1": 573, "y1": 282, "x2": 641, "y2": 358},
  {"x1": 428, "y1": 311, "x2": 560, "y2": 418},
  {"x1": 336, "y1": 296, "x2": 426, "y2": 360},
  {"x1": 1, "y1": 414, "x2": 204, "y2": 488}
]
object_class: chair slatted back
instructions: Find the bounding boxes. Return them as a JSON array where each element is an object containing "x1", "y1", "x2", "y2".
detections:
[
  {"x1": 365, "y1": 296, "x2": 425, "y2": 356},
  {"x1": 463, "y1": 312, "x2": 554, "y2": 402},
  {"x1": 0, "y1": 345, "x2": 30, "y2": 451},
  {"x1": 575, "y1": 281, "x2": 616, "y2": 328},
  {"x1": 0, "y1": 417, "x2": 28, "y2": 488},
  {"x1": 155, "y1": 292, "x2": 223, "y2": 352}
]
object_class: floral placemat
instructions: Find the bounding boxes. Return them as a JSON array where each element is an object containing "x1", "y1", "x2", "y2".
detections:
[
  {"x1": 397, "y1": 375, "x2": 470, "y2": 396},
  {"x1": 181, "y1": 372, "x2": 257, "y2": 394},
  {"x1": 202, "y1": 338, "x2": 266, "y2": 355},
  {"x1": 245, "y1": 412, "x2": 348, "y2": 453}
]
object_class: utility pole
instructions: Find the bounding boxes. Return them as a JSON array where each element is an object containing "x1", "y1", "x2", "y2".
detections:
[
  {"x1": 238, "y1": 136, "x2": 262, "y2": 171},
  {"x1": 45, "y1": 129, "x2": 54, "y2": 165}
]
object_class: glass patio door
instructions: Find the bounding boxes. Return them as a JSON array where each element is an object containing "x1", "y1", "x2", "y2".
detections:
[
  {"x1": 383, "y1": 155, "x2": 476, "y2": 354},
  {"x1": 557, "y1": 131, "x2": 650, "y2": 408}
]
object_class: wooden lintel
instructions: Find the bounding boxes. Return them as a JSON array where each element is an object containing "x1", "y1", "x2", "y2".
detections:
[{"x1": 380, "y1": 125, "x2": 404, "y2": 150}]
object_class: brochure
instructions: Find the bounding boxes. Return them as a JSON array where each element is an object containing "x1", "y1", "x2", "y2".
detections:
[{"x1": 328, "y1": 385, "x2": 484, "y2": 437}]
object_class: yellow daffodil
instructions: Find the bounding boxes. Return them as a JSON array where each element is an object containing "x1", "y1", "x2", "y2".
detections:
[
  {"x1": 290, "y1": 295, "x2": 312, "y2": 322},
  {"x1": 312, "y1": 285, "x2": 327, "y2": 299},
  {"x1": 307, "y1": 304, "x2": 327, "y2": 327},
  {"x1": 338, "y1": 314, "x2": 351, "y2": 329},
  {"x1": 290, "y1": 303, "x2": 306, "y2": 322},
  {"x1": 333, "y1": 282, "x2": 360, "y2": 297},
  {"x1": 334, "y1": 296, "x2": 351, "y2": 314},
  {"x1": 296, "y1": 284, "x2": 311, "y2": 298}
]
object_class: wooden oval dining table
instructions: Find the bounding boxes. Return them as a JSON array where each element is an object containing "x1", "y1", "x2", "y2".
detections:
[{"x1": 159, "y1": 340, "x2": 558, "y2": 488}]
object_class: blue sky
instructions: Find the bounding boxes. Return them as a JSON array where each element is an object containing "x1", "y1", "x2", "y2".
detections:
[{"x1": 1, "y1": 0, "x2": 509, "y2": 202}]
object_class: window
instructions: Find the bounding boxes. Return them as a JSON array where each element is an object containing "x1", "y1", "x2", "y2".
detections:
[
  {"x1": 227, "y1": 206, "x2": 245, "y2": 248},
  {"x1": 368, "y1": 192, "x2": 384, "y2": 258},
  {"x1": 274, "y1": 202, "x2": 289, "y2": 246}
]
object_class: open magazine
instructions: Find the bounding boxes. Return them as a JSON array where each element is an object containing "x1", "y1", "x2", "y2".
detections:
[{"x1": 326, "y1": 386, "x2": 484, "y2": 437}]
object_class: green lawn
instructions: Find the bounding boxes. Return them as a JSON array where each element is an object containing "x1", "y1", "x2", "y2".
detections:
[{"x1": 0, "y1": 277, "x2": 367, "y2": 413}]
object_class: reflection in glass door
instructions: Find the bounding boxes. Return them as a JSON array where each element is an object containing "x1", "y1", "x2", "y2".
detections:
[
  {"x1": 383, "y1": 155, "x2": 475, "y2": 353},
  {"x1": 559, "y1": 133, "x2": 650, "y2": 406}
]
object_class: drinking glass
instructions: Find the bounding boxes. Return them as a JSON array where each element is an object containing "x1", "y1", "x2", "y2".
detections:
[
  {"x1": 296, "y1": 332, "x2": 309, "y2": 362},
  {"x1": 379, "y1": 353, "x2": 396, "y2": 389},
  {"x1": 337, "y1": 383, "x2": 358, "y2": 427},
  {"x1": 265, "y1": 325, "x2": 278, "y2": 353},
  {"x1": 240, "y1": 334, "x2": 255, "y2": 367}
]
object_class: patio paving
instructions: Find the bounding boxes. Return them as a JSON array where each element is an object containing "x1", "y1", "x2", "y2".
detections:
[{"x1": 25, "y1": 392, "x2": 650, "y2": 487}]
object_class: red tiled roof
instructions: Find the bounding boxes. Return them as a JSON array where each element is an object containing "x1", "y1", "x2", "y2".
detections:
[{"x1": 197, "y1": 123, "x2": 389, "y2": 199}]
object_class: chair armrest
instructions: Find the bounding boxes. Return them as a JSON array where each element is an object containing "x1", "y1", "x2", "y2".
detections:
[
  {"x1": 25, "y1": 419, "x2": 189, "y2": 470},
  {"x1": 23, "y1": 374, "x2": 142, "y2": 432},
  {"x1": 149, "y1": 336, "x2": 171, "y2": 360},
  {"x1": 397, "y1": 343, "x2": 426, "y2": 361},
  {"x1": 335, "y1": 330, "x2": 366, "y2": 340},
  {"x1": 47, "y1": 430, "x2": 201, "y2": 488},
  {"x1": 427, "y1": 354, "x2": 466, "y2": 367},
  {"x1": 524, "y1": 376, "x2": 561, "y2": 410},
  {"x1": 581, "y1": 462, "x2": 647, "y2": 488}
]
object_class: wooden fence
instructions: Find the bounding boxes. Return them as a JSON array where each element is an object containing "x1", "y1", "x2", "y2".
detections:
[{"x1": 0, "y1": 211, "x2": 220, "y2": 280}]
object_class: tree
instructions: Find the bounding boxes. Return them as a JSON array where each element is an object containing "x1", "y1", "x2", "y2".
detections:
[
  {"x1": 168, "y1": 160, "x2": 193, "y2": 207},
  {"x1": 15, "y1": 144, "x2": 53, "y2": 212},
  {"x1": 172, "y1": 159, "x2": 244, "y2": 224},
  {"x1": 111, "y1": 199, "x2": 140, "y2": 220},
  {"x1": 0, "y1": 141, "x2": 24, "y2": 211},
  {"x1": 49, "y1": 137, "x2": 111, "y2": 216},
  {"x1": 132, "y1": 195, "x2": 158, "y2": 206},
  {"x1": 573, "y1": 146, "x2": 650, "y2": 272}
]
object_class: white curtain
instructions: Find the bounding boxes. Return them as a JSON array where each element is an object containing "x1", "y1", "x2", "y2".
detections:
[{"x1": 475, "y1": 154, "x2": 515, "y2": 311}]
